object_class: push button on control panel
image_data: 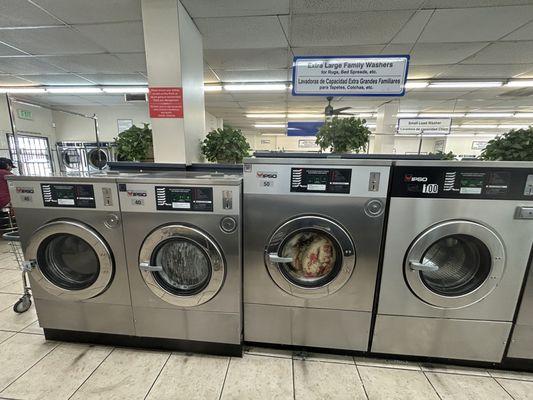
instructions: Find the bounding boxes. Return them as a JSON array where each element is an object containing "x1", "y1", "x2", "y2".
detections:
[
  {"x1": 365, "y1": 199, "x2": 384, "y2": 217},
  {"x1": 220, "y1": 216, "x2": 237, "y2": 233}
]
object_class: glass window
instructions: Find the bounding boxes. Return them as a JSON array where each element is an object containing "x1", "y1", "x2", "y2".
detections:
[
  {"x1": 38, "y1": 234, "x2": 100, "y2": 290},
  {"x1": 278, "y1": 230, "x2": 340, "y2": 288},
  {"x1": 419, "y1": 234, "x2": 492, "y2": 297},
  {"x1": 152, "y1": 239, "x2": 211, "y2": 295}
]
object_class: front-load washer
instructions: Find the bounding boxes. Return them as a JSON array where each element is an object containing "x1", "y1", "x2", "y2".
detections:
[
  {"x1": 372, "y1": 161, "x2": 533, "y2": 363},
  {"x1": 84, "y1": 142, "x2": 114, "y2": 172},
  {"x1": 7, "y1": 175, "x2": 134, "y2": 338},
  {"x1": 56, "y1": 142, "x2": 86, "y2": 173},
  {"x1": 243, "y1": 157, "x2": 391, "y2": 351},
  {"x1": 117, "y1": 173, "x2": 242, "y2": 355}
]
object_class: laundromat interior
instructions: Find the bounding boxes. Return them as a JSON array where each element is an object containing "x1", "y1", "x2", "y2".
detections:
[{"x1": 1, "y1": 1, "x2": 533, "y2": 399}]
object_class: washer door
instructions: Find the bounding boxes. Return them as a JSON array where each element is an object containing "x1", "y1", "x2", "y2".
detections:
[
  {"x1": 62, "y1": 149, "x2": 81, "y2": 169},
  {"x1": 87, "y1": 149, "x2": 108, "y2": 169},
  {"x1": 138, "y1": 225, "x2": 225, "y2": 307},
  {"x1": 265, "y1": 216, "x2": 355, "y2": 299},
  {"x1": 25, "y1": 220, "x2": 114, "y2": 300},
  {"x1": 404, "y1": 220, "x2": 505, "y2": 309}
]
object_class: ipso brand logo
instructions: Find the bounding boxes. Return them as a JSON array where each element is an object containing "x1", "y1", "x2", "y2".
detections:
[
  {"x1": 257, "y1": 171, "x2": 278, "y2": 179},
  {"x1": 16, "y1": 187, "x2": 34, "y2": 194},
  {"x1": 127, "y1": 190, "x2": 147, "y2": 197},
  {"x1": 404, "y1": 174, "x2": 428, "y2": 183}
]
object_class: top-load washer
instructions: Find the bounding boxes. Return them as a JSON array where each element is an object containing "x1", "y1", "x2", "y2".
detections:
[
  {"x1": 7, "y1": 175, "x2": 134, "y2": 338},
  {"x1": 372, "y1": 161, "x2": 533, "y2": 363},
  {"x1": 243, "y1": 157, "x2": 391, "y2": 351},
  {"x1": 117, "y1": 172, "x2": 242, "y2": 355}
]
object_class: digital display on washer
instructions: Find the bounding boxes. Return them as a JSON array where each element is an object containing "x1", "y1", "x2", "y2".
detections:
[
  {"x1": 41, "y1": 184, "x2": 96, "y2": 208},
  {"x1": 155, "y1": 186, "x2": 213, "y2": 211},
  {"x1": 290, "y1": 168, "x2": 351, "y2": 193}
]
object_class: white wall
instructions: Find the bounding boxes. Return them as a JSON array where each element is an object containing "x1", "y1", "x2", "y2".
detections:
[
  {"x1": 205, "y1": 111, "x2": 223, "y2": 133},
  {"x1": 53, "y1": 104, "x2": 151, "y2": 142}
]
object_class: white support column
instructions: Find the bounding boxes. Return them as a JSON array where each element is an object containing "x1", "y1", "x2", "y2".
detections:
[
  {"x1": 373, "y1": 101, "x2": 399, "y2": 154},
  {"x1": 141, "y1": 0, "x2": 206, "y2": 163}
]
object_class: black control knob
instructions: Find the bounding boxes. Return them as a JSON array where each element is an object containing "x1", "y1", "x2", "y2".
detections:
[
  {"x1": 365, "y1": 199, "x2": 384, "y2": 217},
  {"x1": 220, "y1": 216, "x2": 237, "y2": 233}
]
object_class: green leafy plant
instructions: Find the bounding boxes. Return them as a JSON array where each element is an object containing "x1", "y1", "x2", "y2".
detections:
[
  {"x1": 430, "y1": 151, "x2": 456, "y2": 160},
  {"x1": 315, "y1": 117, "x2": 370, "y2": 153},
  {"x1": 201, "y1": 126, "x2": 251, "y2": 163},
  {"x1": 481, "y1": 127, "x2": 533, "y2": 161},
  {"x1": 114, "y1": 123, "x2": 153, "y2": 161}
]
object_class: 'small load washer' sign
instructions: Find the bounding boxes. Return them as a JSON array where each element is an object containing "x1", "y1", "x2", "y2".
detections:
[{"x1": 292, "y1": 55, "x2": 409, "y2": 96}]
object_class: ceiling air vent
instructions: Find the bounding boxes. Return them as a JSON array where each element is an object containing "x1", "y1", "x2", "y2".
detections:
[
  {"x1": 125, "y1": 93, "x2": 147, "y2": 102},
  {"x1": 499, "y1": 88, "x2": 533, "y2": 97}
]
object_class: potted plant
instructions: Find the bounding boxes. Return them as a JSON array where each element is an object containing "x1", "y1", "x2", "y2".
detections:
[
  {"x1": 481, "y1": 127, "x2": 533, "y2": 161},
  {"x1": 114, "y1": 123, "x2": 153, "y2": 162},
  {"x1": 315, "y1": 117, "x2": 370, "y2": 153},
  {"x1": 201, "y1": 126, "x2": 251, "y2": 164}
]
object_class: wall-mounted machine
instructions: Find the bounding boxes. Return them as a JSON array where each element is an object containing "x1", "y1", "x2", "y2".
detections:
[
  {"x1": 372, "y1": 161, "x2": 533, "y2": 363},
  {"x1": 243, "y1": 158, "x2": 391, "y2": 351},
  {"x1": 8, "y1": 175, "x2": 134, "y2": 338},
  {"x1": 118, "y1": 173, "x2": 242, "y2": 355},
  {"x1": 56, "y1": 142, "x2": 86, "y2": 173}
]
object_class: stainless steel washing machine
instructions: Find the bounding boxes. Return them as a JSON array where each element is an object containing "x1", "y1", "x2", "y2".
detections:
[
  {"x1": 372, "y1": 160, "x2": 533, "y2": 363},
  {"x1": 117, "y1": 173, "x2": 242, "y2": 355},
  {"x1": 7, "y1": 175, "x2": 134, "y2": 337},
  {"x1": 56, "y1": 142, "x2": 86, "y2": 173},
  {"x1": 84, "y1": 142, "x2": 114, "y2": 172},
  {"x1": 243, "y1": 157, "x2": 391, "y2": 351}
]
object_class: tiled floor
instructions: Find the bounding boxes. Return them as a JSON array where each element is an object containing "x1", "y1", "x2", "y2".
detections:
[{"x1": 1, "y1": 241, "x2": 533, "y2": 399}]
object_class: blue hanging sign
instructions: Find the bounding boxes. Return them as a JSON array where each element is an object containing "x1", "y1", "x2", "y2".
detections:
[{"x1": 287, "y1": 121, "x2": 324, "y2": 136}]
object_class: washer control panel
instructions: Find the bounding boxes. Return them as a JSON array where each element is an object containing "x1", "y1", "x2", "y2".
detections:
[
  {"x1": 392, "y1": 166, "x2": 533, "y2": 200},
  {"x1": 42, "y1": 183, "x2": 96, "y2": 208},
  {"x1": 290, "y1": 168, "x2": 352, "y2": 194},
  {"x1": 155, "y1": 186, "x2": 213, "y2": 212}
]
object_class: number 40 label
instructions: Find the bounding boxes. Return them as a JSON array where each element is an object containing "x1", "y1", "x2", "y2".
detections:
[{"x1": 422, "y1": 184, "x2": 439, "y2": 194}]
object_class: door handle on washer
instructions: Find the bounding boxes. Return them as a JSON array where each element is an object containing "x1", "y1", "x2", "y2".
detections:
[
  {"x1": 268, "y1": 253, "x2": 293, "y2": 263},
  {"x1": 409, "y1": 261, "x2": 439, "y2": 272},
  {"x1": 139, "y1": 262, "x2": 163, "y2": 272}
]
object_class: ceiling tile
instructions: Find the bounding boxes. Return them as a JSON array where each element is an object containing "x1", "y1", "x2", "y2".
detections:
[
  {"x1": 31, "y1": 0, "x2": 142, "y2": 24},
  {"x1": 404, "y1": 91, "x2": 472, "y2": 100},
  {"x1": 0, "y1": 57, "x2": 65, "y2": 74},
  {"x1": 38, "y1": 54, "x2": 135, "y2": 74},
  {"x1": 13, "y1": 73, "x2": 94, "y2": 85},
  {"x1": 440, "y1": 63, "x2": 533, "y2": 78},
  {"x1": 407, "y1": 65, "x2": 452, "y2": 79},
  {"x1": 418, "y1": 6, "x2": 533, "y2": 43},
  {"x1": 462, "y1": 41, "x2": 533, "y2": 64},
  {"x1": 391, "y1": 9, "x2": 433, "y2": 44},
  {"x1": 408, "y1": 42, "x2": 489, "y2": 65},
  {"x1": 291, "y1": 0, "x2": 425, "y2": 13},
  {"x1": 0, "y1": 43, "x2": 26, "y2": 56},
  {"x1": 215, "y1": 69, "x2": 289, "y2": 82},
  {"x1": 114, "y1": 52, "x2": 147, "y2": 73},
  {"x1": 182, "y1": 0, "x2": 289, "y2": 17},
  {"x1": 204, "y1": 69, "x2": 220, "y2": 83},
  {"x1": 503, "y1": 20, "x2": 533, "y2": 40},
  {"x1": 0, "y1": 27, "x2": 105, "y2": 55},
  {"x1": 77, "y1": 73, "x2": 147, "y2": 84},
  {"x1": 0, "y1": 74, "x2": 36, "y2": 85},
  {"x1": 230, "y1": 93, "x2": 287, "y2": 102},
  {"x1": 204, "y1": 48, "x2": 289, "y2": 70},
  {"x1": 0, "y1": 0, "x2": 62, "y2": 27},
  {"x1": 195, "y1": 16, "x2": 287, "y2": 49},
  {"x1": 74, "y1": 21, "x2": 145, "y2": 53},
  {"x1": 422, "y1": 0, "x2": 533, "y2": 8},
  {"x1": 290, "y1": 11, "x2": 415, "y2": 46},
  {"x1": 293, "y1": 45, "x2": 385, "y2": 56}
]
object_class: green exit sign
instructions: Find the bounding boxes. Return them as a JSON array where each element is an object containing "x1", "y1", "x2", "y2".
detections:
[{"x1": 17, "y1": 109, "x2": 32, "y2": 120}]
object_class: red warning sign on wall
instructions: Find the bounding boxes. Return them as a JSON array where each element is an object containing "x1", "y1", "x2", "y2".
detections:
[{"x1": 148, "y1": 87, "x2": 183, "y2": 118}]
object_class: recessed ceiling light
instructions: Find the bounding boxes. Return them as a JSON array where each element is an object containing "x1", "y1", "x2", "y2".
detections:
[
  {"x1": 102, "y1": 87, "x2": 148, "y2": 94},
  {"x1": 246, "y1": 114, "x2": 286, "y2": 118},
  {"x1": 513, "y1": 113, "x2": 533, "y2": 118},
  {"x1": 46, "y1": 87, "x2": 102, "y2": 94},
  {"x1": 254, "y1": 124, "x2": 286, "y2": 128},
  {"x1": 460, "y1": 124, "x2": 500, "y2": 129},
  {"x1": 405, "y1": 81, "x2": 429, "y2": 89},
  {"x1": 287, "y1": 113, "x2": 324, "y2": 119},
  {"x1": 204, "y1": 85, "x2": 223, "y2": 92},
  {"x1": 418, "y1": 113, "x2": 463, "y2": 118},
  {"x1": 428, "y1": 81, "x2": 503, "y2": 88},
  {"x1": 0, "y1": 87, "x2": 46, "y2": 94},
  {"x1": 465, "y1": 113, "x2": 514, "y2": 118},
  {"x1": 505, "y1": 80, "x2": 533, "y2": 87},
  {"x1": 397, "y1": 113, "x2": 419, "y2": 118},
  {"x1": 224, "y1": 83, "x2": 287, "y2": 91},
  {"x1": 499, "y1": 124, "x2": 531, "y2": 129}
]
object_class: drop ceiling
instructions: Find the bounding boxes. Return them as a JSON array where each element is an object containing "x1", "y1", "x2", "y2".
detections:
[{"x1": 0, "y1": 0, "x2": 533, "y2": 132}]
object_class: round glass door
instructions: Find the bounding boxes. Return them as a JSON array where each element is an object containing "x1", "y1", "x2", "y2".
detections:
[
  {"x1": 88, "y1": 149, "x2": 108, "y2": 169},
  {"x1": 62, "y1": 149, "x2": 80, "y2": 169},
  {"x1": 139, "y1": 225, "x2": 225, "y2": 307},
  {"x1": 25, "y1": 220, "x2": 114, "y2": 300},
  {"x1": 405, "y1": 220, "x2": 505, "y2": 309},
  {"x1": 265, "y1": 216, "x2": 355, "y2": 298}
]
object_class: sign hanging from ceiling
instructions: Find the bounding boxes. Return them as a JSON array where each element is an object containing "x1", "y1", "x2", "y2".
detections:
[
  {"x1": 148, "y1": 87, "x2": 183, "y2": 118},
  {"x1": 292, "y1": 55, "x2": 409, "y2": 96},
  {"x1": 397, "y1": 118, "x2": 452, "y2": 135},
  {"x1": 287, "y1": 121, "x2": 324, "y2": 136}
]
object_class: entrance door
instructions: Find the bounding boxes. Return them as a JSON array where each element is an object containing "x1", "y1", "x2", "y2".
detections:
[
  {"x1": 265, "y1": 216, "x2": 356, "y2": 298},
  {"x1": 138, "y1": 225, "x2": 225, "y2": 306},
  {"x1": 404, "y1": 220, "x2": 505, "y2": 309},
  {"x1": 25, "y1": 220, "x2": 114, "y2": 300}
]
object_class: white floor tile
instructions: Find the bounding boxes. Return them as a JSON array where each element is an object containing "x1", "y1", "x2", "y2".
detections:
[
  {"x1": 0, "y1": 330, "x2": 15, "y2": 344},
  {"x1": 355, "y1": 356, "x2": 421, "y2": 370},
  {"x1": 490, "y1": 369, "x2": 533, "y2": 381},
  {"x1": 2, "y1": 343, "x2": 112, "y2": 400},
  {"x1": 221, "y1": 354, "x2": 293, "y2": 400},
  {"x1": 0, "y1": 293, "x2": 20, "y2": 312},
  {"x1": 496, "y1": 378, "x2": 533, "y2": 400},
  {"x1": 421, "y1": 362, "x2": 491, "y2": 376},
  {"x1": 358, "y1": 365, "x2": 440, "y2": 400},
  {"x1": 0, "y1": 270, "x2": 21, "y2": 289},
  {"x1": 244, "y1": 346, "x2": 293, "y2": 359},
  {"x1": 426, "y1": 372, "x2": 512, "y2": 399},
  {"x1": 70, "y1": 348, "x2": 170, "y2": 400},
  {"x1": 21, "y1": 321, "x2": 43, "y2": 335},
  {"x1": 0, "y1": 305, "x2": 37, "y2": 332},
  {"x1": 146, "y1": 353, "x2": 229, "y2": 400},
  {"x1": 0, "y1": 333, "x2": 57, "y2": 391},
  {"x1": 293, "y1": 350, "x2": 354, "y2": 364},
  {"x1": 294, "y1": 359, "x2": 366, "y2": 400}
]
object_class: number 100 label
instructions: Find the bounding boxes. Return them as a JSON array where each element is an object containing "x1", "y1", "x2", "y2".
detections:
[{"x1": 422, "y1": 184, "x2": 439, "y2": 194}]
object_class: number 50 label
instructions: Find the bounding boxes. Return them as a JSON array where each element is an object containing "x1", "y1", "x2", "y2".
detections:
[{"x1": 422, "y1": 184, "x2": 439, "y2": 194}]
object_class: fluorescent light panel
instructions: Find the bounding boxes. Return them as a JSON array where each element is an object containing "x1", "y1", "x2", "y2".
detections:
[
  {"x1": 103, "y1": 87, "x2": 148, "y2": 94},
  {"x1": 0, "y1": 87, "x2": 46, "y2": 93},
  {"x1": 246, "y1": 114, "x2": 286, "y2": 118},
  {"x1": 405, "y1": 81, "x2": 429, "y2": 89},
  {"x1": 224, "y1": 83, "x2": 287, "y2": 91},
  {"x1": 465, "y1": 113, "x2": 514, "y2": 118},
  {"x1": 204, "y1": 85, "x2": 223, "y2": 92},
  {"x1": 418, "y1": 113, "x2": 462, "y2": 118},
  {"x1": 505, "y1": 80, "x2": 533, "y2": 87},
  {"x1": 429, "y1": 81, "x2": 503, "y2": 88},
  {"x1": 255, "y1": 124, "x2": 286, "y2": 128},
  {"x1": 46, "y1": 87, "x2": 102, "y2": 94}
]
